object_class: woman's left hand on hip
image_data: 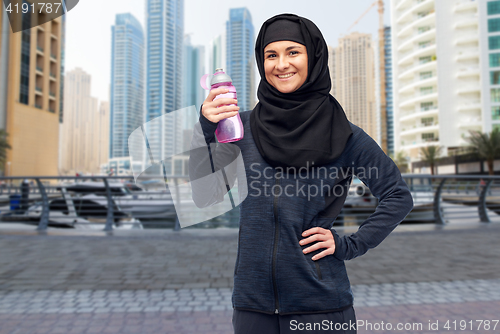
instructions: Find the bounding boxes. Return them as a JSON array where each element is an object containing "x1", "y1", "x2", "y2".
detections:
[{"x1": 299, "y1": 227, "x2": 336, "y2": 261}]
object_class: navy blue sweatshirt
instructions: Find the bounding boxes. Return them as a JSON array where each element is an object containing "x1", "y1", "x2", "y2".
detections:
[{"x1": 189, "y1": 109, "x2": 414, "y2": 315}]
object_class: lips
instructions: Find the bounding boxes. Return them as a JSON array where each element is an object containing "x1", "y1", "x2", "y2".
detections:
[{"x1": 276, "y1": 72, "x2": 296, "y2": 80}]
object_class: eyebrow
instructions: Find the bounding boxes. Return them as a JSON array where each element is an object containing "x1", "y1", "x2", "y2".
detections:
[{"x1": 264, "y1": 45, "x2": 302, "y2": 53}]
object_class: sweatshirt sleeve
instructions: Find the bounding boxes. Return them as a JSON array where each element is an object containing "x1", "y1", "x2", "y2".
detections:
[
  {"x1": 331, "y1": 127, "x2": 414, "y2": 261},
  {"x1": 199, "y1": 108, "x2": 219, "y2": 145},
  {"x1": 188, "y1": 106, "x2": 241, "y2": 208}
]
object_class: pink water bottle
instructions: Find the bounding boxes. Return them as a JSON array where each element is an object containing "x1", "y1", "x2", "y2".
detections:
[{"x1": 208, "y1": 68, "x2": 244, "y2": 143}]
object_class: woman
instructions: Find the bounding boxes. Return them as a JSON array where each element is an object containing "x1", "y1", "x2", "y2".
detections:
[{"x1": 196, "y1": 13, "x2": 414, "y2": 334}]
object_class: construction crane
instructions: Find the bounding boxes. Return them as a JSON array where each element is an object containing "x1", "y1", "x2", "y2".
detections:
[{"x1": 346, "y1": 0, "x2": 388, "y2": 154}]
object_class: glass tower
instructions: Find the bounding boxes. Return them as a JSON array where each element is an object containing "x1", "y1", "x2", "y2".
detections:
[
  {"x1": 226, "y1": 7, "x2": 254, "y2": 111},
  {"x1": 145, "y1": 0, "x2": 184, "y2": 173},
  {"x1": 487, "y1": 0, "x2": 500, "y2": 131},
  {"x1": 182, "y1": 34, "x2": 205, "y2": 111},
  {"x1": 110, "y1": 13, "x2": 144, "y2": 159},
  {"x1": 384, "y1": 26, "x2": 394, "y2": 157}
]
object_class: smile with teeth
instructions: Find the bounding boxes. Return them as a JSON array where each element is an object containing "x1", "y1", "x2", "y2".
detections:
[{"x1": 277, "y1": 73, "x2": 295, "y2": 79}]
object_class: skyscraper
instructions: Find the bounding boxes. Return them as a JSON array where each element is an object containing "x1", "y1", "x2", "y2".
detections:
[
  {"x1": 391, "y1": 0, "x2": 483, "y2": 160},
  {"x1": 182, "y1": 35, "x2": 204, "y2": 152},
  {"x1": 96, "y1": 101, "x2": 110, "y2": 171},
  {"x1": 182, "y1": 34, "x2": 205, "y2": 110},
  {"x1": 0, "y1": 5, "x2": 63, "y2": 176},
  {"x1": 481, "y1": 0, "x2": 500, "y2": 133},
  {"x1": 209, "y1": 32, "x2": 227, "y2": 75},
  {"x1": 145, "y1": 0, "x2": 184, "y2": 174},
  {"x1": 328, "y1": 46, "x2": 337, "y2": 98},
  {"x1": 226, "y1": 8, "x2": 255, "y2": 111},
  {"x1": 59, "y1": 14, "x2": 66, "y2": 124},
  {"x1": 384, "y1": 26, "x2": 394, "y2": 157},
  {"x1": 61, "y1": 68, "x2": 101, "y2": 175},
  {"x1": 330, "y1": 32, "x2": 377, "y2": 141},
  {"x1": 110, "y1": 13, "x2": 144, "y2": 159}
]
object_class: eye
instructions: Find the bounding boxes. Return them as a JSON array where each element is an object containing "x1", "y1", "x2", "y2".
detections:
[
  {"x1": 266, "y1": 54, "x2": 276, "y2": 59},
  {"x1": 290, "y1": 51, "x2": 299, "y2": 55}
]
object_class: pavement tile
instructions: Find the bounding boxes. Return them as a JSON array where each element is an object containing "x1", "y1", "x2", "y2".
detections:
[
  {"x1": 0, "y1": 224, "x2": 499, "y2": 333},
  {"x1": 0, "y1": 304, "x2": 496, "y2": 334}
]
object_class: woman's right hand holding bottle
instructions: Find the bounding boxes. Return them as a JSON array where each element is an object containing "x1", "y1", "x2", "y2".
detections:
[{"x1": 201, "y1": 87, "x2": 239, "y2": 123}]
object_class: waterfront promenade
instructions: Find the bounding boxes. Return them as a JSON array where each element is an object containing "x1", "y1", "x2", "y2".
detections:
[{"x1": 0, "y1": 222, "x2": 499, "y2": 333}]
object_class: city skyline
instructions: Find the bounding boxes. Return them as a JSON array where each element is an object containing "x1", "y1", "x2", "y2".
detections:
[
  {"x1": 62, "y1": 2, "x2": 391, "y2": 176},
  {"x1": 2, "y1": 0, "x2": 497, "y2": 176},
  {"x1": 64, "y1": 0, "x2": 391, "y2": 103}
]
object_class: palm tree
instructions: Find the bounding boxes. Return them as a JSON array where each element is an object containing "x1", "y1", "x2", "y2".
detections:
[
  {"x1": 419, "y1": 145, "x2": 442, "y2": 175},
  {"x1": 0, "y1": 130, "x2": 11, "y2": 173},
  {"x1": 465, "y1": 128, "x2": 500, "y2": 175},
  {"x1": 390, "y1": 150, "x2": 409, "y2": 173}
]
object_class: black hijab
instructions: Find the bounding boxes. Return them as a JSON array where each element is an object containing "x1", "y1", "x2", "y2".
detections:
[{"x1": 250, "y1": 13, "x2": 353, "y2": 170}]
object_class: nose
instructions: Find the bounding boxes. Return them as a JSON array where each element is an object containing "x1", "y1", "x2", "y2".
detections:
[{"x1": 276, "y1": 55, "x2": 289, "y2": 71}]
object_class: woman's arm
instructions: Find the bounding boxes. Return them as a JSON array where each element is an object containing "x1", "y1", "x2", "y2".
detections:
[
  {"x1": 188, "y1": 89, "x2": 242, "y2": 208},
  {"x1": 330, "y1": 128, "x2": 414, "y2": 261}
]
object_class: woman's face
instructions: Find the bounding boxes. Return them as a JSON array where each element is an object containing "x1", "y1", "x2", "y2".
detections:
[{"x1": 264, "y1": 40, "x2": 308, "y2": 94}]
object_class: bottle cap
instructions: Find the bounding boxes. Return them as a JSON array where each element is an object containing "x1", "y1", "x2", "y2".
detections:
[{"x1": 210, "y1": 68, "x2": 233, "y2": 86}]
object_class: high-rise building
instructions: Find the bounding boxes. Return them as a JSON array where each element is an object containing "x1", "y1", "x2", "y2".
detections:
[
  {"x1": 0, "y1": 5, "x2": 63, "y2": 176},
  {"x1": 481, "y1": 0, "x2": 500, "y2": 132},
  {"x1": 182, "y1": 34, "x2": 205, "y2": 110},
  {"x1": 182, "y1": 35, "x2": 204, "y2": 152},
  {"x1": 0, "y1": 9, "x2": 9, "y2": 132},
  {"x1": 384, "y1": 26, "x2": 395, "y2": 157},
  {"x1": 226, "y1": 8, "x2": 254, "y2": 111},
  {"x1": 96, "y1": 101, "x2": 110, "y2": 171},
  {"x1": 328, "y1": 46, "x2": 337, "y2": 98},
  {"x1": 330, "y1": 32, "x2": 377, "y2": 141},
  {"x1": 61, "y1": 68, "x2": 103, "y2": 175},
  {"x1": 210, "y1": 32, "x2": 227, "y2": 75},
  {"x1": 391, "y1": 0, "x2": 484, "y2": 160},
  {"x1": 59, "y1": 15, "x2": 66, "y2": 124},
  {"x1": 110, "y1": 13, "x2": 144, "y2": 159},
  {"x1": 145, "y1": 0, "x2": 184, "y2": 174}
]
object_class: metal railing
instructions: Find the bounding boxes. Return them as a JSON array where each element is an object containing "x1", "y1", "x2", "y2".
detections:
[
  {"x1": 336, "y1": 174, "x2": 500, "y2": 226},
  {"x1": 0, "y1": 174, "x2": 499, "y2": 231},
  {"x1": 401, "y1": 138, "x2": 440, "y2": 146},
  {"x1": 401, "y1": 122, "x2": 438, "y2": 132},
  {"x1": 0, "y1": 176, "x2": 174, "y2": 231}
]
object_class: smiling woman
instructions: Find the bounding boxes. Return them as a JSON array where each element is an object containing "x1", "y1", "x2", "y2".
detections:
[
  {"x1": 196, "y1": 12, "x2": 413, "y2": 334},
  {"x1": 264, "y1": 41, "x2": 308, "y2": 94},
  {"x1": 250, "y1": 14, "x2": 353, "y2": 170}
]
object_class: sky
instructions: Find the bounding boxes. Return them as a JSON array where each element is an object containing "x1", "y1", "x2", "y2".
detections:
[{"x1": 65, "y1": 0, "x2": 392, "y2": 103}]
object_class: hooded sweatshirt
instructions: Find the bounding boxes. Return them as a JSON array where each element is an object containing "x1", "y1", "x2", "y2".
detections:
[{"x1": 188, "y1": 109, "x2": 414, "y2": 315}]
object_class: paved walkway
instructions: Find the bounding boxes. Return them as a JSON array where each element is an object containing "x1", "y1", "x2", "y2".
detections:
[
  {"x1": 1, "y1": 278, "x2": 499, "y2": 314},
  {"x1": 0, "y1": 222, "x2": 499, "y2": 333}
]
